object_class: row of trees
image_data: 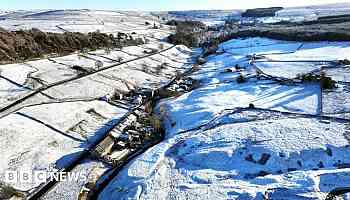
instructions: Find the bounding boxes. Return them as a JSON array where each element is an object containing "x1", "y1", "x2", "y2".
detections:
[{"x1": 0, "y1": 28, "x2": 144, "y2": 63}]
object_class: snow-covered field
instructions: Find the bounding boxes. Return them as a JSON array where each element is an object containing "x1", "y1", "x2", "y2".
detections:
[
  {"x1": 277, "y1": 3, "x2": 350, "y2": 19},
  {"x1": 0, "y1": 9, "x2": 159, "y2": 34},
  {"x1": 255, "y1": 62, "x2": 322, "y2": 79},
  {"x1": 323, "y1": 83, "x2": 350, "y2": 115},
  {"x1": 100, "y1": 114, "x2": 350, "y2": 199},
  {"x1": 264, "y1": 42, "x2": 350, "y2": 61},
  {"x1": 98, "y1": 37, "x2": 350, "y2": 200},
  {"x1": 249, "y1": 3, "x2": 350, "y2": 24},
  {"x1": 0, "y1": 64, "x2": 35, "y2": 106},
  {"x1": 155, "y1": 80, "x2": 320, "y2": 135},
  {"x1": 0, "y1": 100, "x2": 127, "y2": 191},
  {"x1": 220, "y1": 37, "x2": 297, "y2": 51},
  {"x1": 0, "y1": 42, "x2": 193, "y2": 108}
]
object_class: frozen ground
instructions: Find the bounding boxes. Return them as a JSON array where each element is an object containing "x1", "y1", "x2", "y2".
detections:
[{"x1": 99, "y1": 37, "x2": 350, "y2": 200}]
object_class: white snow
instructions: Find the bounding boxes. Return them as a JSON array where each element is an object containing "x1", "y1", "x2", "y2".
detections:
[
  {"x1": 326, "y1": 67, "x2": 350, "y2": 82},
  {"x1": 98, "y1": 37, "x2": 350, "y2": 200},
  {"x1": 0, "y1": 32, "x2": 193, "y2": 195},
  {"x1": 0, "y1": 100, "x2": 127, "y2": 191},
  {"x1": 255, "y1": 62, "x2": 321, "y2": 79},
  {"x1": 99, "y1": 114, "x2": 349, "y2": 200},
  {"x1": 26, "y1": 59, "x2": 77, "y2": 84},
  {"x1": 323, "y1": 83, "x2": 350, "y2": 115},
  {"x1": 0, "y1": 64, "x2": 35, "y2": 107},
  {"x1": 1, "y1": 8, "x2": 350, "y2": 199},
  {"x1": 266, "y1": 42, "x2": 350, "y2": 61},
  {"x1": 0, "y1": 113, "x2": 83, "y2": 190}
]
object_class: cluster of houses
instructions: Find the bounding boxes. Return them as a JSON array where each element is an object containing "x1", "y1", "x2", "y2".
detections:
[
  {"x1": 78, "y1": 70, "x2": 200, "y2": 199},
  {"x1": 79, "y1": 107, "x2": 162, "y2": 200},
  {"x1": 167, "y1": 77, "x2": 198, "y2": 93}
]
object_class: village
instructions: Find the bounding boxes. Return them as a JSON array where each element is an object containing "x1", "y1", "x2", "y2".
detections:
[{"x1": 1, "y1": 3, "x2": 350, "y2": 200}]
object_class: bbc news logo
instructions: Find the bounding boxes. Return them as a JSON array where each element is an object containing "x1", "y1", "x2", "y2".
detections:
[{"x1": 4, "y1": 170, "x2": 89, "y2": 183}]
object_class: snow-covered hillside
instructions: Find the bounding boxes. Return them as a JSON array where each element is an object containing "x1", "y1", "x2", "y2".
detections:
[
  {"x1": 0, "y1": 9, "x2": 199, "y2": 197},
  {"x1": 99, "y1": 37, "x2": 350, "y2": 200},
  {"x1": 0, "y1": 9, "x2": 160, "y2": 34},
  {"x1": 0, "y1": 43, "x2": 195, "y2": 192}
]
